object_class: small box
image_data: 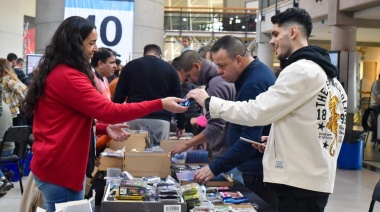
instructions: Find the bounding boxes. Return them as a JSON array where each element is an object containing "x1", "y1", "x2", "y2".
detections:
[
  {"x1": 160, "y1": 139, "x2": 183, "y2": 153},
  {"x1": 117, "y1": 179, "x2": 147, "y2": 199},
  {"x1": 124, "y1": 152, "x2": 171, "y2": 178},
  {"x1": 98, "y1": 149, "x2": 124, "y2": 171},
  {"x1": 102, "y1": 184, "x2": 187, "y2": 212},
  {"x1": 108, "y1": 130, "x2": 148, "y2": 151}
]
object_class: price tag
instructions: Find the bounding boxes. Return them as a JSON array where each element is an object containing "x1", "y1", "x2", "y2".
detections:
[{"x1": 164, "y1": 205, "x2": 181, "y2": 212}]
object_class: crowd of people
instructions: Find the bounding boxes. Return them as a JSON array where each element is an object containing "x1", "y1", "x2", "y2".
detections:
[{"x1": 0, "y1": 7, "x2": 350, "y2": 212}]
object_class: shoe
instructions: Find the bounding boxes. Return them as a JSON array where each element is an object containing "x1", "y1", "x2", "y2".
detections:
[
  {"x1": 0, "y1": 185, "x2": 6, "y2": 197},
  {"x1": 0, "y1": 179, "x2": 13, "y2": 193}
]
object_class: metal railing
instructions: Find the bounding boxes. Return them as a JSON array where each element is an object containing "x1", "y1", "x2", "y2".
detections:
[
  {"x1": 259, "y1": 0, "x2": 298, "y2": 21},
  {"x1": 260, "y1": 0, "x2": 298, "y2": 8},
  {"x1": 164, "y1": 7, "x2": 258, "y2": 36}
]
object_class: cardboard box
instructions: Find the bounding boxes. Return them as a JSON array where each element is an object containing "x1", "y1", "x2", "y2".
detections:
[
  {"x1": 124, "y1": 152, "x2": 171, "y2": 178},
  {"x1": 98, "y1": 149, "x2": 124, "y2": 171},
  {"x1": 108, "y1": 130, "x2": 149, "y2": 151},
  {"x1": 160, "y1": 139, "x2": 184, "y2": 153}
]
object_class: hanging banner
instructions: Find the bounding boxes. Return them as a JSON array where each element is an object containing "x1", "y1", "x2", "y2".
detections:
[{"x1": 64, "y1": 0, "x2": 134, "y2": 64}]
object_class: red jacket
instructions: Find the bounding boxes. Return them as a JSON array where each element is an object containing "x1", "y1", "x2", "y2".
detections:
[{"x1": 31, "y1": 64, "x2": 162, "y2": 191}]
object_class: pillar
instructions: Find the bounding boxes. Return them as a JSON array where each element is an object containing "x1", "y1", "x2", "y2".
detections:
[
  {"x1": 331, "y1": 26, "x2": 357, "y2": 52},
  {"x1": 132, "y1": 0, "x2": 165, "y2": 59},
  {"x1": 35, "y1": 0, "x2": 65, "y2": 54},
  {"x1": 330, "y1": 25, "x2": 357, "y2": 130},
  {"x1": 257, "y1": 38, "x2": 273, "y2": 70},
  {"x1": 328, "y1": 0, "x2": 357, "y2": 130},
  {"x1": 256, "y1": 11, "x2": 273, "y2": 70}
]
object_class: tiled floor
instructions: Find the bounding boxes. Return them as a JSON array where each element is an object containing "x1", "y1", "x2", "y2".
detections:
[{"x1": 1, "y1": 167, "x2": 380, "y2": 212}]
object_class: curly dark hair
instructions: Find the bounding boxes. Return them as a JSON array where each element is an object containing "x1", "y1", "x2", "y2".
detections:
[
  {"x1": 271, "y1": 7, "x2": 312, "y2": 38},
  {"x1": 23, "y1": 16, "x2": 96, "y2": 114}
]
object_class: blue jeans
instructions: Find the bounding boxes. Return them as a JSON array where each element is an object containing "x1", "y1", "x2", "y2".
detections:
[
  {"x1": 0, "y1": 149, "x2": 14, "y2": 178},
  {"x1": 33, "y1": 174, "x2": 85, "y2": 212}
]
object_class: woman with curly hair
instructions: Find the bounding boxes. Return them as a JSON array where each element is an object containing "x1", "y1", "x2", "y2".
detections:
[
  {"x1": 0, "y1": 58, "x2": 28, "y2": 126},
  {"x1": 23, "y1": 16, "x2": 186, "y2": 211}
]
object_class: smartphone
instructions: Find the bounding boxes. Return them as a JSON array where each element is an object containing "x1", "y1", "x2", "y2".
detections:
[
  {"x1": 179, "y1": 92, "x2": 193, "y2": 106},
  {"x1": 179, "y1": 99, "x2": 193, "y2": 106},
  {"x1": 239, "y1": 137, "x2": 266, "y2": 147}
]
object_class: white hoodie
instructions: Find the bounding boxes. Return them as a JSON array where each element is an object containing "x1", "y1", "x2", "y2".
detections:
[{"x1": 209, "y1": 59, "x2": 347, "y2": 193}]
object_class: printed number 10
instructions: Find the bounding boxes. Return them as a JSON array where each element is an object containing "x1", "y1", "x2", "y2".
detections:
[{"x1": 87, "y1": 15, "x2": 122, "y2": 46}]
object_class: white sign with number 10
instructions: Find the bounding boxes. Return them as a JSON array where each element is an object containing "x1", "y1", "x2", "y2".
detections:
[{"x1": 64, "y1": 0, "x2": 134, "y2": 64}]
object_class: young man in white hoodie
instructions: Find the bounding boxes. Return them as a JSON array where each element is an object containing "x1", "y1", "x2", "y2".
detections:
[{"x1": 188, "y1": 8, "x2": 347, "y2": 211}]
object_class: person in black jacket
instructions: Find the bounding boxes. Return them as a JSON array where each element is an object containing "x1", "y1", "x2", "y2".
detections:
[{"x1": 114, "y1": 44, "x2": 186, "y2": 141}]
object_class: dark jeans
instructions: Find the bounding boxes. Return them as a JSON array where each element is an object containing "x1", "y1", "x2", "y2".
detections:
[
  {"x1": 267, "y1": 183, "x2": 330, "y2": 212},
  {"x1": 243, "y1": 174, "x2": 278, "y2": 210}
]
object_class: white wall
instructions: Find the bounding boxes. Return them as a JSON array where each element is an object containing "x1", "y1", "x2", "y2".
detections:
[{"x1": 0, "y1": 0, "x2": 36, "y2": 59}]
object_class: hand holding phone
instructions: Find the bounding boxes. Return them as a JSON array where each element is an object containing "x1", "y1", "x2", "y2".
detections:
[
  {"x1": 239, "y1": 137, "x2": 266, "y2": 147},
  {"x1": 179, "y1": 92, "x2": 193, "y2": 106}
]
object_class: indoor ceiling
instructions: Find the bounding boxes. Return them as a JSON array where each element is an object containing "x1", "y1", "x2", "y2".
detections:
[{"x1": 310, "y1": 2, "x2": 380, "y2": 46}]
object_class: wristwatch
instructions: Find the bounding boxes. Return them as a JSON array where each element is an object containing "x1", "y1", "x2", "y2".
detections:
[{"x1": 204, "y1": 97, "x2": 211, "y2": 111}]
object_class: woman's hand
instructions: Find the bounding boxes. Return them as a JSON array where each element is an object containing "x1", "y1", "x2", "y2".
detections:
[
  {"x1": 106, "y1": 124, "x2": 131, "y2": 142},
  {"x1": 161, "y1": 97, "x2": 188, "y2": 113}
]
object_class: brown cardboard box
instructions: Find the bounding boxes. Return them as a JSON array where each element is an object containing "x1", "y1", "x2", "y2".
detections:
[
  {"x1": 160, "y1": 139, "x2": 184, "y2": 153},
  {"x1": 124, "y1": 152, "x2": 171, "y2": 178},
  {"x1": 98, "y1": 149, "x2": 124, "y2": 171},
  {"x1": 108, "y1": 130, "x2": 149, "y2": 151}
]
